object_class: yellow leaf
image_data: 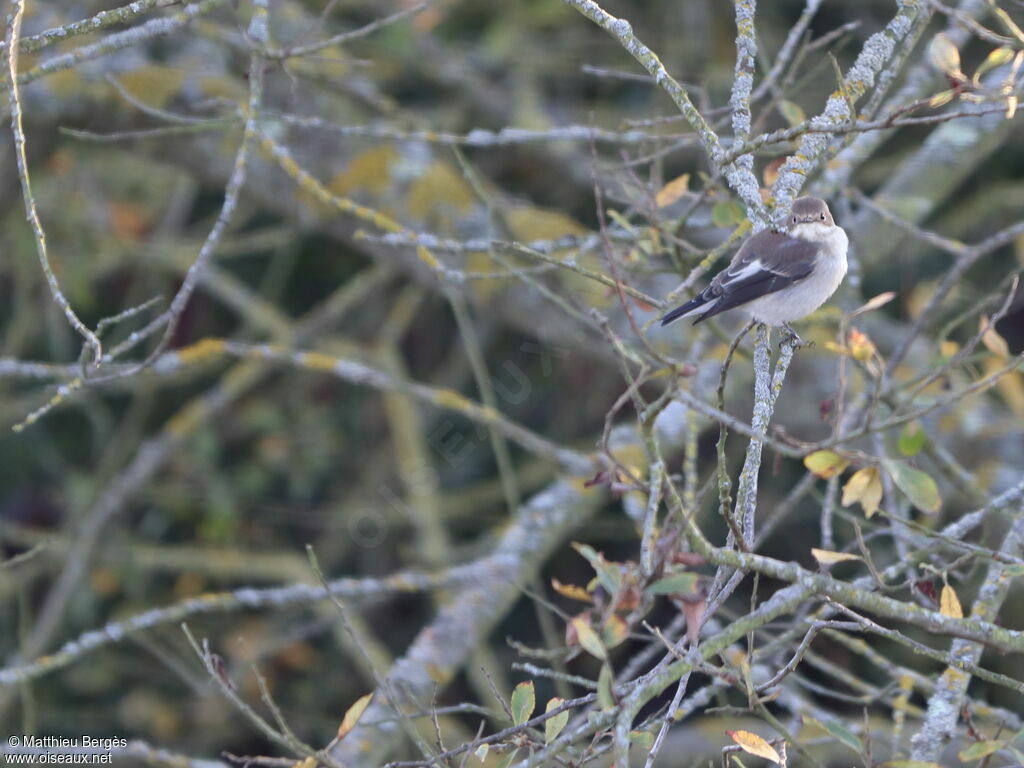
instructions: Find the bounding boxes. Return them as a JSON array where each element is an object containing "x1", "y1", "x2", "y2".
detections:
[
  {"x1": 602, "y1": 614, "x2": 629, "y2": 649},
  {"x1": 506, "y1": 205, "x2": 587, "y2": 242},
  {"x1": 992, "y1": 6, "x2": 1024, "y2": 44},
  {"x1": 722, "y1": 647, "x2": 748, "y2": 668},
  {"x1": 116, "y1": 65, "x2": 186, "y2": 109},
  {"x1": 975, "y1": 46, "x2": 1014, "y2": 79},
  {"x1": 928, "y1": 33, "x2": 963, "y2": 77},
  {"x1": 841, "y1": 467, "x2": 883, "y2": 518},
  {"x1": 804, "y1": 450, "x2": 849, "y2": 479},
  {"x1": 407, "y1": 161, "x2": 475, "y2": 219},
  {"x1": 811, "y1": 548, "x2": 863, "y2": 565},
  {"x1": 570, "y1": 616, "x2": 607, "y2": 660},
  {"x1": 939, "y1": 339, "x2": 960, "y2": 360},
  {"x1": 551, "y1": 579, "x2": 593, "y2": 603},
  {"x1": 848, "y1": 328, "x2": 876, "y2": 362},
  {"x1": 426, "y1": 662, "x2": 451, "y2": 684},
  {"x1": 89, "y1": 567, "x2": 119, "y2": 597},
  {"x1": 108, "y1": 201, "x2": 150, "y2": 241},
  {"x1": 544, "y1": 698, "x2": 569, "y2": 744},
  {"x1": 907, "y1": 278, "x2": 947, "y2": 320},
  {"x1": 940, "y1": 584, "x2": 963, "y2": 619},
  {"x1": 198, "y1": 74, "x2": 246, "y2": 101},
  {"x1": 655, "y1": 174, "x2": 690, "y2": 208},
  {"x1": 823, "y1": 341, "x2": 851, "y2": 356},
  {"x1": 979, "y1": 316, "x2": 1010, "y2": 359},
  {"x1": 990, "y1": 360, "x2": 1024, "y2": 416},
  {"x1": 929, "y1": 89, "x2": 955, "y2": 108},
  {"x1": 762, "y1": 157, "x2": 785, "y2": 187},
  {"x1": 330, "y1": 146, "x2": 399, "y2": 197},
  {"x1": 852, "y1": 291, "x2": 897, "y2": 316},
  {"x1": 337, "y1": 693, "x2": 373, "y2": 740},
  {"x1": 726, "y1": 730, "x2": 781, "y2": 764},
  {"x1": 778, "y1": 99, "x2": 805, "y2": 127},
  {"x1": 47, "y1": 68, "x2": 85, "y2": 100}
]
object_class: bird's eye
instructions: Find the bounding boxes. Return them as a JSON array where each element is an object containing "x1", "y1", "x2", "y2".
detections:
[
  {"x1": 820, "y1": 213, "x2": 826, "y2": 220},
  {"x1": 792, "y1": 216, "x2": 797, "y2": 223}
]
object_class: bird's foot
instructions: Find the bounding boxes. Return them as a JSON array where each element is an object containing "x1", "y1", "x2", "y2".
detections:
[{"x1": 781, "y1": 323, "x2": 813, "y2": 349}]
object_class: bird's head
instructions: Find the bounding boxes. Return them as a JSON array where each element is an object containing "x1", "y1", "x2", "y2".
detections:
[{"x1": 788, "y1": 197, "x2": 835, "y2": 228}]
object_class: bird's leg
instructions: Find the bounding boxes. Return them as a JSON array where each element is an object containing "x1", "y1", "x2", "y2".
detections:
[{"x1": 781, "y1": 322, "x2": 813, "y2": 349}]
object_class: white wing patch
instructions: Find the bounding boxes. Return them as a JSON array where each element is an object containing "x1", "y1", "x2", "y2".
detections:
[{"x1": 721, "y1": 258, "x2": 765, "y2": 286}]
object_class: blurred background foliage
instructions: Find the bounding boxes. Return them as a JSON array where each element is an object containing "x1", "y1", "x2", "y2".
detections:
[{"x1": 1, "y1": 0, "x2": 1023, "y2": 765}]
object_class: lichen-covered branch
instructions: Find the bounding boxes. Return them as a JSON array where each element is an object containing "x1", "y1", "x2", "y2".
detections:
[
  {"x1": 910, "y1": 509, "x2": 1024, "y2": 760},
  {"x1": 771, "y1": 0, "x2": 927, "y2": 213}
]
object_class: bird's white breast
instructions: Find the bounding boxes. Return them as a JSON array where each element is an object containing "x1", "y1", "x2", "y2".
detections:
[{"x1": 745, "y1": 224, "x2": 848, "y2": 325}]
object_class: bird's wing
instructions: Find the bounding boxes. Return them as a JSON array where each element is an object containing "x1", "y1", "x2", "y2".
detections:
[{"x1": 694, "y1": 230, "x2": 819, "y2": 322}]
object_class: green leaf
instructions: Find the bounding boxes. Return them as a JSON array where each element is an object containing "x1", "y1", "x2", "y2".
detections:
[
  {"x1": 711, "y1": 200, "x2": 746, "y2": 228},
  {"x1": 597, "y1": 662, "x2": 615, "y2": 710},
  {"x1": 778, "y1": 99, "x2": 806, "y2": 127},
  {"x1": 493, "y1": 749, "x2": 519, "y2": 768},
  {"x1": 645, "y1": 569, "x2": 699, "y2": 596},
  {"x1": 629, "y1": 730, "x2": 655, "y2": 749},
  {"x1": 803, "y1": 450, "x2": 850, "y2": 478},
  {"x1": 822, "y1": 719, "x2": 862, "y2": 753},
  {"x1": 510, "y1": 681, "x2": 535, "y2": 726},
  {"x1": 898, "y1": 422, "x2": 926, "y2": 457},
  {"x1": 544, "y1": 698, "x2": 569, "y2": 744},
  {"x1": 958, "y1": 739, "x2": 1007, "y2": 761},
  {"x1": 883, "y1": 459, "x2": 941, "y2": 514},
  {"x1": 572, "y1": 543, "x2": 621, "y2": 594}
]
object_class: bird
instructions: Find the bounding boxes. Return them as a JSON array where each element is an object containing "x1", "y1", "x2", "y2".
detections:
[{"x1": 660, "y1": 197, "x2": 848, "y2": 338}]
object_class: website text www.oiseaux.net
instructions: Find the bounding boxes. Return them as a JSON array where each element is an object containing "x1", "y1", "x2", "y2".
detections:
[{"x1": 4, "y1": 737, "x2": 127, "y2": 764}]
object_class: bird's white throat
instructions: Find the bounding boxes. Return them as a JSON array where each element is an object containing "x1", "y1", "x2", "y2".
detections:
[
  {"x1": 791, "y1": 221, "x2": 849, "y2": 265},
  {"x1": 790, "y1": 221, "x2": 840, "y2": 245}
]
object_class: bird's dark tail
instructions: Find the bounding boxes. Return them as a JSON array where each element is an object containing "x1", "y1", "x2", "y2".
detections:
[{"x1": 660, "y1": 297, "x2": 706, "y2": 326}]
